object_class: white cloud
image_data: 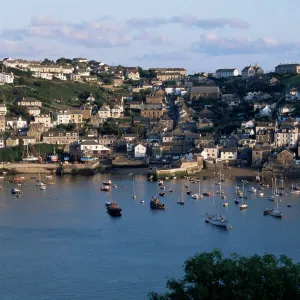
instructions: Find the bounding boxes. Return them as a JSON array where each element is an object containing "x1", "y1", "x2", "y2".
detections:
[{"x1": 191, "y1": 33, "x2": 299, "y2": 56}]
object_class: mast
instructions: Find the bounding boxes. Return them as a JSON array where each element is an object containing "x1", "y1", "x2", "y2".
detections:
[{"x1": 132, "y1": 175, "x2": 136, "y2": 199}]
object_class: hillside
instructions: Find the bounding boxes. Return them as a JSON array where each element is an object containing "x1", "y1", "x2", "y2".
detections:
[
  {"x1": 275, "y1": 73, "x2": 300, "y2": 88},
  {"x1": 0, "y1": 71, "x2": 125, "y2": 114}
]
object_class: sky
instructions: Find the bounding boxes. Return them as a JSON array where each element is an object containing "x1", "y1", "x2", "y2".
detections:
[{"x1": 0, "y1": 0, "x2": 299, "y2": 73}]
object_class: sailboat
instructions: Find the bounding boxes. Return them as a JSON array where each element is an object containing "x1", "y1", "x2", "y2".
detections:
[
  {"x1": 105, "y1": 189, "x2": 112, "y2": 206},
  {"x1": 50, "y1": 146, "x2": 59, "y2": 162},
  {"x1": 240, "y1": 181, "x2": 248, "y2": 210},
  {"x1": 192, "y1": 180, "x2": 203, "y2": 199},
  {"x1": 140, "y1": 181, "x2": 145, "y2": 203},
  {"x1": 271, "y1": 185, "x2": 283, "y2": 218},
  {"x1": 22, "y1": 144, "x2": 39, "y2": 162},
  {"x1": 132, "y1": 176, "x2": 136, "y2": 199},
  {"x1": 267, "y1": 178, "x2": 276, "y2": 201},
  {"x1": 177, "y1": 192, "x2": 185, "y2": 205},
  {"x1": 205, "y1": 184, "x2": 229, "y2": 228}
]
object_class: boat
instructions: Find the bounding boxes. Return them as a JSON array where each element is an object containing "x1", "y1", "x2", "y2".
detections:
[
  {"x1": 105, "y1": 200, "x2": 111, "y2": 206},
  {"x1": 192, "y1": 181, "x2": 203, "y2": 199},
  {"x1": 22, "y1": 144, "x2": 39, "y2": 162},
  {"x1": 112, "y1": 184, "x2": 117, "y2": 188},
  {"x1": 169, "y1": 189, "x2": 174, "y2": 192},
  {"x1": 2, "y1": 171, "x2": 7, "y2": 175},
  {"x1": 203, "y1": 192, "x2": 211, "y2": 197},
  {"x1": 40, "y1": 185, "x2": 47, "y2": 190},
  {"x1": 165, "y1": 177, "x2": 169, "y2": 180},
  {"x1": 184, "y1": 185, "x2": 189, "y2": 188},
  {"x1": 132, "y1": 176, "x2": 136, "y2": 199},
  {"x1": 177, "y1": 192, "x2": 184, "y2": 205},
  {"x1": 11, "y1": 188, "x2": 22, "y2": 195},
  {"x1": 290, "y1": 183, "x2": 300, "y2": 194},
  {"x1": 101, "y1": 186, "x2": 110, "y2": 192},
  {"x1": 172, "y1": 176, "x2": 177, "y2": 179},
  {"x1": 45, "y1": 175, "x2": 52, "y2": 179},
  {"x1": 223, "y1": 202, "x2": 228, "y2": 207},
  {"x1": 205, "y1": 171, "x2": 229, "y2": 228},
  {"x1": 240, "y1": 181, "x2": 248, "y2": 210},
  {"x1": 248, "y1": 187, "x2": 257, "y2": 193},
  {"x1": 159, "y1": 192, "x2": 165, "y2": 197},
  {"x1": 160, "y1": 186, "x2": 166, "y2": 190},
  {"x1": 287, "y1": 204, "x2": 292, "y2": 208},
  {"x1": 271, "y1": 191, "x2": 283, "y2": 218},
  {"x1": 234, "y1": 198, "x2": 240, "y2": 204},
  {"x1": 50, "y1": 147, "x2": 59, "y2": 162},
  {"x1": 259, "y1": 192, "x2": 264, "y2": 197},
  {"x1": 107, "y1": 202, "x2": 122, "y2": 217},
  {"x1": 150, "y1": 197, "x2": 166, "y2": 210},
  {"x1": 140, "y1": 199, "x2": 145, "y2": 203},
  {"x1": 186, "y1": 190, "x2": 192, "y2": 195},
  {"x1": 103, "y1": 180, "x2": 112, "y2": 186},
  {"x1": 13, "y1": 177, "x2": 25, "y2": 183},
  {"x1": 80, "y1": 157, "x2": 98, "y2": 162},
  {"x1": 158, "y1": 180, "x2": 164, "y2": 186},
  {"x1": 263, "y1": 208, "x2": 272, "y2": 215}
]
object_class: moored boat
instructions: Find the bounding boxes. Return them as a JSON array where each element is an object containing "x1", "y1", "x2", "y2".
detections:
[
  {"x1": 107, "y1": 202, "x2": 122, "y2": 216},
  {"x1": 103, "y1": 180, "x2": 112, "y2": 186},
  {"x1": 11, "y1": 188, "x2": 22, "y2": 195},
  {"x1": 159, "y1": 192, "x2": 165, "y2": 197},
  {"x1": 101, "y1": 186, "x2": 110, "y2": 192},
  {"x1": 150, "y1": 197, "x2": 166, "y2": 210}
]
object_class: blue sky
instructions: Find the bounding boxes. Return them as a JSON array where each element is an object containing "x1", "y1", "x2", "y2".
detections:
[{"x1": 1, "y1": 0, "x2": 299, "y2": 72}]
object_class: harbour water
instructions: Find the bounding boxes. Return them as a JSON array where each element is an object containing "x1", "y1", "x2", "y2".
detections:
[{"x1": 1, "y1": 174, "x2": 300, "y2": 299}]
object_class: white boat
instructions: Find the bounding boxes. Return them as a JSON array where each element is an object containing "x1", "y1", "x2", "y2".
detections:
[
  {"x1": 105, "y1": 200, "x2": 111, "y2": 206},
  {"x1": 165, "y1": 177, "x2": 169, "y2": 180},
  {"x1": 271, "y1": 188, "x2": 283, "y2": 218},
  {"x1": 22, "y1": 144, "x2": 39, "y2": 162},
  {"x1": 223, "y1": 202, "x2": 228, "y2": 207},
  {"x1": 172, "y1": 176, "x2": 177, "y2": 179},
  {"x1": 160, "y1": 186, "x2": 166, "y2": 190},
  {"x1": 2, "y1": 172, "x2": 7, "y2": 175},
  {"x1": 40, "y1": 185, "x2": 47, "y2": 190},
  {"x1": 158, "y1": 180, "x2": 164, "y2": 186},
  {"x1": 268, "y1": 196, "x2": 275, "y2": 201},
  {"x1": 192, "y1": 181, "x2": 203, "y2": 199},
  {"x1": 240, "y1": 181, "x2": 248, "y2": 210},
  {"x1": 248, "y1": 187, "x2": 257, "y2": 193},
  {"x1": 140, "y1": 199, "x2": 144, "y2": 203},
  {"x1": 259, "y1": 192, "x2": 264, "y2": 197}
]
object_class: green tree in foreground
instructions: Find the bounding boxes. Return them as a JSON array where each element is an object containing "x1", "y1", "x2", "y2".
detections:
[{"x1": 149, "y1": 249, "x2": 300, "y2": 300}]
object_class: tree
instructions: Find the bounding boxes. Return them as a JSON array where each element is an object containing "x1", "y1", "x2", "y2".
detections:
[
  {"x1": 56, "y1": 57, "x2": 72, "y2": 64},
  {"x1": 149, "y1": 249, "x2": 300, "y2": 300}
]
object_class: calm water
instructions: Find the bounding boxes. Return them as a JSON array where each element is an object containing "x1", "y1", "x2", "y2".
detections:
[{"x1": 1, "y1": 174, "x2": 300, "y2": 300}]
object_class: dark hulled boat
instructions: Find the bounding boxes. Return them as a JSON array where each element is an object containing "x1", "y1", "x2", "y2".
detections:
[
  {"x1": 107, "y1": 203, "x2": 122, "y2": 216},
  {"x1": 150, "y1": 197, "x2": 165, "y2": 210}
]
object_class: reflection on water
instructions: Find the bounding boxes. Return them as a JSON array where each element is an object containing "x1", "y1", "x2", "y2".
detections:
[{"x1": 0, "y1": 174, "x2": 300, "y2": 300}]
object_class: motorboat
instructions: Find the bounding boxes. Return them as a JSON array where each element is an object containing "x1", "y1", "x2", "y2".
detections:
[
  {"x1": 287, "y1": 204, "x2": 292, "y2": 208},
  {"x1": 140, "y1": 199, "x2": 145, "y2": 203},
  {"x1": 103, "y1": 180, "x2": 112, "y2": 186},
  {"x1": 186, "y1": 190, "x2": 192, "y2": 195},
  {"x1": 160, "y1": 186, "x2": 166, "y2": 190},
  {"x1": 172, "y1": 176, "x2": 177, "y2": 180},
  {"x1": 165, "y1": 177, "x2": 169, "y2": 180},
  {"x1": 150, "y1": 197, "x2": 165, "y2": 210},
  {"x1": 234, "y1": 199, "x2": 240, "y2": 204},
  {"x1": 105, "y1": 200, "x2": 111, "y2": 206},
  {"x1": 203, "y1": 192, "x2": 211, "y2": 197},
  {"x1": 112, "y1": 184, "x2": 117, "y2": 188},
  {"x1": 191, "y1": 193, "x2": 203, "y2": 199},
  {"x1": 40, "y1": 185, "x2": 47, "y2": 190},
  {"x1": 240, "y1": 203, "x2": 248, "y2": 210},
  {"x1": 248, "y1": 187, "x2": 257, "y2": 193},
  {"x1": 11, "y1": 188, "x2": 22, "y2": 195},
  {"x1": 223, "y1": 202, "x2": 229, "y2": 207},
  {"x1": 158, "y1": 180, "x2": 164, "y2": 186},
  {"x1": 259, "y1": 192, "x2": 264, "y2": 197},
  {"x1": 205, "y1": 214, "x2": 228, "y2": 228},
  {"x1": 159, "y1": 192, "x2": 165, "y2": 197},
  {"x1": 107, "y1": 202, "x2": 122, "y2": 216},
  {"x1": 263, "y1": 208, "x2": 272, "y2": 216},
  {"x1": 169, "y1": 189, "x2": 174, "y2": 192},
  {"x1": 101, "y1": 186, "x2": 110, "y2": 192},
  {"x1": 267, "y1": 196, "x2": 275, "y2": 201}
]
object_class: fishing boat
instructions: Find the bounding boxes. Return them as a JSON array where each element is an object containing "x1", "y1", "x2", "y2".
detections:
[
  {"x1": 101, "y1": 186, "x2": 110, "y2": 192},
  {"x1": 107, "y1": 202, "x2": 122, "y2": 217},
  {"x1": 150, "y1": 197, "x2": 165, "y2": 210},
  {"x1": 205, "y1": 177, "x2": 229, "y2": 228},
  {"x1": 177, "y1": 192, "x2": 184, "y2": 205},
  {"x1": 50, "y1": 147, "x2": 59, "y2": 162},
  {"x1": 103, "y1": 180, "x2": 112, "y2": 186}
]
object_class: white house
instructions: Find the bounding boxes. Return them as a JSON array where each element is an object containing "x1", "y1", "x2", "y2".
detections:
[
  {"x1": 98, "y1": 105, "x2": 111, "y2": 119},
  {"x1": 204, "y1": 147, "x2": 219, "y2": 159},
  {"x1": 241, "y1": 120, "x2": 255, "y2": 129},
  {"x1": 7, "y1": 116, "x2": 27, "y2": 129},
  {"x1": 57, "y1": 110, "x2": 71, "y2": 125},
  {"x1": 0, "y1": 72, "x2": 14, "y2": 83},
  {"x1": 220, "y1": 148, "x2": 238, "y2": 161},
  {"x1": 215, "y1": 68, "x2": 239, "y2": 78},
  {"x1": 275, "y1": 128, "x2": 299, "y2": 148},
  {"x1": 32, "y1": 114, "x2": 52, "y2": 128},
  {"x1": 134, "y1": 144, "x2": 147, "y2": 158},
  {"x1": 259, "y1": 105, "x2": 272, "y2": 117},
  {"x1": 53, "y1": 73, "x2": 67, "y2": 81},
  {"x1": 0, "y1": 104, "x2": 7, "y2": 116},
  {"x1": 286, "y1": 88, "x2": 300, "y2": 102},
  {"x1": 32, "y1": 72, "x2": 54, "y2": 80},
  {"x1": 80, "y1": 141, "x2": 110, "y2": 153},
  {"x1": 111, "y1": 105, "x2": 124, "y2": 118},
  {"x1": 125, "y1": 68, "x2": 140, "y2": 81},
  {"x1": 27, "y1": 106, "x2": 41, "y2": 117}
]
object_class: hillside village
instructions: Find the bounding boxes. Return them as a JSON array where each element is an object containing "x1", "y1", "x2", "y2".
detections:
[{"x1": 1, "y1": 57, "x2": 300, "y2": 175}]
